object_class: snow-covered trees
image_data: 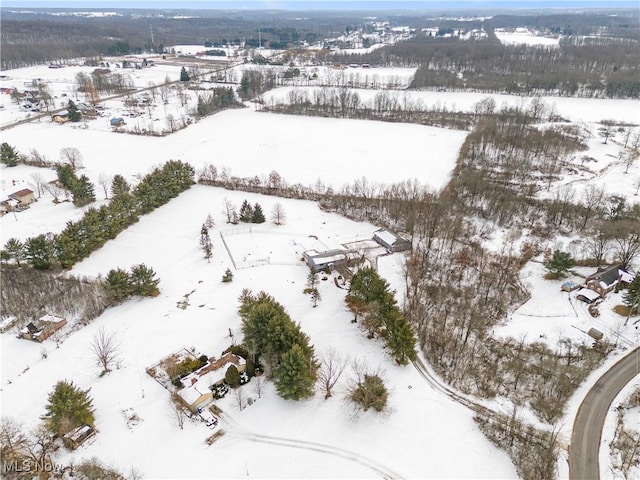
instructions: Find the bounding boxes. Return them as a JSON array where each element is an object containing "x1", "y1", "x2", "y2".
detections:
[
  {"x1": 238, "y1": 290, "x2": 318, "y2": 400},
  {"x1": 43, "y1": 380, "x2": 95, "y2": 436},
  {"x1": 71, "y1": 174, "x2": 96, "y2": 207},
  {"x1": 271, "y1": 202, "x2": 286, "y2": 225},
  {"x1": 200, "y1": 224, "x2": 213, "y2": 263}
]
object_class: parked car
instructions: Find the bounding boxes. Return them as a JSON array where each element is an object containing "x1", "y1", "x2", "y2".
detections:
[{"x1": 197, "y1": 407, "x2": 218, "y2": 429}]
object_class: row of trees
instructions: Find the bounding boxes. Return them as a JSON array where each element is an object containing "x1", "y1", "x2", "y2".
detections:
[
  {"x1": 260, "y1": 88, "x2": 558, "y2": 130},
  {"x1": 194, "y1": 87, "x2": 239, "y2": 118},
  {"x1": 238, "y1": 290, "x2": 318, "y2": 400},
  {"x1": 104, "y1": 264, "x2": 161, "y2": 302},
  {"x1": 346, "y1": 267, "x2": 417, "y2": 365},
  {"x1": 2, "y1": 161, "x2": 195, "y2": 270}
]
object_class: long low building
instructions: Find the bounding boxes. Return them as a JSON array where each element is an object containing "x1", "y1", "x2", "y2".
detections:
[{"x1": 303, "y1": 249, "x2": 361, "y2": 272}]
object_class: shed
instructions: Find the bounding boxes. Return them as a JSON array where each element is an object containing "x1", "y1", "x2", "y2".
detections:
[
  {"x1": 62, "y1": 424, "x2": 96, "y2": 450},
  {"x1": 373, "y1": 228, "x2": 411, "y2": 253},
  {"x1": 561, "y1": 281, "x2": 579, "y2": 292},
  {"x1": 587, "y1": 328, "x2": 604, "y2": 341},
  {"x1": 110, "y1": 117, "x2": 125, "y2": 127}
]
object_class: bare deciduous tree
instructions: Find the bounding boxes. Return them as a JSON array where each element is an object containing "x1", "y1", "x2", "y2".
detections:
[
  {"x1": 91, "y1": 327, "x2": 119, "y2": 376},
  {"x1": 59, "y1": 147, "x2": 83, "y2": 170},
  {"x1": 98, "y1": 173, "x2": 112, "y2": 200},
  {"x1": 44, "y1": 181, "x2": 66, "y2": 203},
  {"x1": 234, "y1": 387, "x2": 245, "y2": 411},
  {"x1": 253, "y1": 376, "x2": 265, "y2": 399},
  {"x1": 318, "y1": 348, "x2": 349, "y2": 399},
  {"x1": 170, "y1": 393, "x2": 187, "y2": 430},
  {"x1": 29, "y1": 173, "x2": 46, "y2": 199},
  {"x1": 222, "y1": 197, "x2": 236, "y2": 224},
  {"x1": 270, "y1": 203, "x2": 286, "y2": 225}
]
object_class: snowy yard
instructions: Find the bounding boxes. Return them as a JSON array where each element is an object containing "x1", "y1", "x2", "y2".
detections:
[
  {"x1": 493, "y1": 261, "x2": 639, "y2": 349},
  {"x1": 1, "y1": 185, "x2": 517, "y2": 479}
]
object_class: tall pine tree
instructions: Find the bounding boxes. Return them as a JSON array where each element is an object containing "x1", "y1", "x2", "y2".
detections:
[
  {"x1": 275, "y1": 343, "x2": 318, "y2": 400},
  {"x1": 43, "y1": 380, "x2": 95, "y2": 436},
  {"x1": 252, "y1": 203, "x2": 266, "y2": 223}
]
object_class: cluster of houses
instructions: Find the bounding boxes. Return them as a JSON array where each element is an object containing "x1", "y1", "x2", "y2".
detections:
[
  {"x1": 571, "y1": 263, "x2": 636, "y2": 304},
  {"x1": 0, "y1": 188, "x2": 36, "y2": 216},
  {"x1": 302, "y1": 227, "x2": 410, "y2": 272}
]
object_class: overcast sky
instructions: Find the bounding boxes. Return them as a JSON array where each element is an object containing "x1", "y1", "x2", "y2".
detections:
[{"x1": 2, "y1": 0, "x2": 637, "y2": 9}]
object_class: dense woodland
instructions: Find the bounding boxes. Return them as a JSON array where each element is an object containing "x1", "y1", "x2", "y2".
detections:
[{"x1": 2, "y1": 8, "x2": 639, "y2": 98}]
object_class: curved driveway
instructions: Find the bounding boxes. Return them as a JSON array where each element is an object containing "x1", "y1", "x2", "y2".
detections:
[{"x1": 570, "y1": 347, "x2": 640, "y2": 480}]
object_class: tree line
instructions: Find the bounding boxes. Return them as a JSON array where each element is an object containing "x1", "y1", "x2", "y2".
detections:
[{"x1": 1, "y1": 160, "x2": 195, "y2": 270}]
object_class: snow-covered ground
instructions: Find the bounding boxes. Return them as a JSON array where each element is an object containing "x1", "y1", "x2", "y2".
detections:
[
  {"x1": 601, "y1": 376, "x2": 640, "y2": 480},
  {"x1": 0, "y1": 108, "x2": 466, "y2": 205},
  {"x1": 494, "y1": 28, "x2": 560, "y2": 48},
  {"x1": 493, "y1": 261, "x2": 639, "y2": 349},
  {"x1": 1, "y1": 185, "x2": 518, "y2": 479},
  {"x1": 263, "y1": 86, "x2": 640, "y2": 124}
]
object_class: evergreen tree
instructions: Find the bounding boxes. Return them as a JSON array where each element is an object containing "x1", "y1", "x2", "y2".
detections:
[
  {"x1": 224, "y1": 365, "x2": 241, "y2": 388},
  {"x1": 56, "y1": 163, "x2": 78, "y2": 190},
  {"x1": 110, "y1": 174, "x2": 130, "y2": 197},
  {"x1": 3, "y1": 238, "x2": 25, "y2": 266},
  {"x1": 384, "y1": 310, "x2": 417, "y2": 365},
  {"x1": 245, "y1": 357, "x2": 256, "y2": 377},
  {"x1": 274, "y1": 343, "x2": 317, "y2": 400},
  {"x1": 72, "y1": 175, "x2": 96, "y2": 207},
  {"x1": 0, "y1": 142, "x2": 19, "y2": 167},
  {"x1": 252, "y1": 203, "x2": 266, "y2": 223},
  {"x1": 623, "y1": 275, "x2": 640, "y2": 318},
  {"x1": 67, "y1": 100, "x2": 81, "y2": 122},
  {"x1": 239, "y1": 200, "x2": 253, "y2": 223},
  {"x1": 204, "y1": 214, "x2": 215, "y2": 229},
  {"x1": 222, "y1": 268, "x2": 234, "y2": 282},
  {"x1": 105, "y1": 268, "x2": 132, "y2": 302},
  {"x1": 25, "y1": 234, "x2": 55, "y2": 270},
  {"x1": 200, "y1": 224, "x2": 212, "y2": 263},
  {"x1": 180, "y1": 67, "x2": 191, "y2": 82},
  {"x1": 351, "y1": 374, "x2": 388, "y2": 412},
  {"x1": 544, "y1": 250, "x2": 575, "y2": 279},
  {"x1": 43, "y1": 380, "x2": 95, "y2": 436},
  {"x1": 129, "y1": 263, "x2": 160, "y2": 297}
]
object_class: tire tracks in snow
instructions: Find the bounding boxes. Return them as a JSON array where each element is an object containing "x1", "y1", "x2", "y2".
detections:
[{"x1": 217, "y1": 410, "x2": 405, "y2": 479}]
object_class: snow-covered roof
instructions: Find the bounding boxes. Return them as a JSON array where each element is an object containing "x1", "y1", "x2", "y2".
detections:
[
  {"x1": 620, "y1": 270, "x2": 635, "y2": 284},
  {"x1": 39, "y1": 314, "x2": 65, "y2": 323},
  {"x1": 178, "y1": 383, "x2": 210, "y2": 405},
  {"x1": 374, "y1": 228, "x2": 398, "y2": 246},
  {"x1": 576, "y1": 288, "x2": 600, "y2": 301}
]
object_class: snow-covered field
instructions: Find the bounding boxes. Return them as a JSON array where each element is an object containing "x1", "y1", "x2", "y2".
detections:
[
  {"x1": 494, "y1": 28, "x2": 560, "y2": 48},
  {"x1": 1, "y1": 185, "x2": 518, "y2": 479},
  {"x1": 1, "y1": 108, "x2": 466, "y2": 201},
  {"x1": 263, "y1": 86, "x2": 640, "y2": 124}
]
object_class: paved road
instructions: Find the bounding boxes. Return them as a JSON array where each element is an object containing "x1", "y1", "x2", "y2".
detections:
[{"x1": 570, "y1": 347, "x2": 640, "y2": 480}]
